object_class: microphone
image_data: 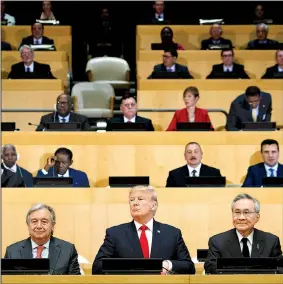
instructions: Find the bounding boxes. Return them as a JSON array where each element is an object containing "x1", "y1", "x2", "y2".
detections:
[{"x1": 28, "y1": 122, "x2": 39, "y2": 127}]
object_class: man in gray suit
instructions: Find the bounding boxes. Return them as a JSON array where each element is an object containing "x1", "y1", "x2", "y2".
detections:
[
  {"x1": 204, "y1": 193, "x2": 282, "y2": 274},
  {"x1": 4, "y1": 203, "x2": 81, "y2": 275}
]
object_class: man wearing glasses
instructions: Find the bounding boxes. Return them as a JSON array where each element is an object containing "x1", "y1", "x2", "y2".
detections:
[
  {"x1": 36, "y1": 93, "x2": 90, "y2": 131},
  {"x1": 226, "y1": 86, "x2": 272, "y2": 131},
  {"x1": 204, "y1": 193, "x2": 282, "y2": 274},
  {"x1": 8, "y1": 45, "x2": 56, "y2": 79}
]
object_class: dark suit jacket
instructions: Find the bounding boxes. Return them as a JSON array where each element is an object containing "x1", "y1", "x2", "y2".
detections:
[
  {"x1": 247, "y1": 39, "x2": 279, "y2": 50},
  {"x1": 4, "y1": 236, "x2": 81, "y2": 275},
  {"x1": 204, "y1": 228, "x2": 282, "y2": 274},
  {"x1": 148, "y1": 63, "x2": 193, "y2": 79},
  {"x1": 106, "y1": 115, "x2": 155, "y2": 131},
  {"x1": 1, "y1": 167, "x2": 25, "y2": 188},
  {"x1": 206, "y1": 63, "x2": 250, "y2": 79},
  {"x1": 36, "y1": 112, "x2": 91, "y2": 131},
  {"x1": 226, "y1": 92, "x2": 272, "y2": 131},
  {"x1": 201, "y1": 37, "x2": 233, "y2": 50},
  {"x1": 1, "y1": 40, "x2": 12, "y2": 51},
  {"x1": 166, "y1": 107, "x2": 214, "y2": 131},
  {"x1": 92, "y1": 220, "x2": 195, "y2": 274},
  {"x1": 8, "y1": 61, "x2": 56, "y2": 79},
  {"x1": 36, "y1": 167, "x2": 90, "y2": 187},
  {"x1": 19, "y1": 35, "x2": 56, "y2": 50},
  {"x1": 166, "y1": 164, "x2": 222, "y2": 187},
  {"x1": 242, "y1": 162, "x2": 283, "y2": 187},
  {"x1": 262, "y1": 64, "x2": 283, "y2": 79}
]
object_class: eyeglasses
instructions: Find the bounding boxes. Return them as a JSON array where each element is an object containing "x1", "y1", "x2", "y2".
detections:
[
  {"x1": 232, "y1": 211, "x2": 257, "y2": 218},
  {"x1": 57, "y1": 101, "x2": 69, "y2": 105},
  {"x1": 21, "y1": 52, "x2": 32, "y2": 56},
  {"x1": 162, "y1": 55, "x2": 173, "y2": 59},
  {"x1": 222, "y1": 54, "x2": 233, "y2": 58},
  {"x1": 123, "y1": 103, "x2": 136, "y2": 108}
]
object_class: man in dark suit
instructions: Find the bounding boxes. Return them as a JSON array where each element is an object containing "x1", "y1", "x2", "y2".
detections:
[
  {"x1": 107, "y1": 94, "x2": 154, "y2": 131},
  {"x1": 206, "y1": 48, "x2": 249, "y2": 79},
  {"x1": 226, "y1": 86, "x2": 272, "y2": 131},
  {"x1": 147, "y1": 49, "x2": 193, "y2": 79},
  {"x1": 150, "y1": 1, "x2": 170, "y2": 24},
  {"x1": 19, "y1": 22, "x2": 56, "y2": 50},
  {"x1": 166, "y1": 142, "x2": 222, "y2": 187},
  {"x1": 247, "y1": 23, "x2": 279, "y2": 50},
  {"x1": 1, "y1": 144, "x2": 33, "y2": 187},
  {"x1": 262, "y1": 50, "x2": 283, "y2": 79},
  {"x1": 204, "y1": 193, "x2": 282, "y2": 274},
  {"x1": 1, "y1": 167, "x2": 25, "y2": 187},
  {"x1": 36, "y1": 94, "x2": 90, "y2": 131},
  {"x1": 8, "y1": 45, "x2": 56, "y2": 79},
  {"x1": 4, "y1": 203, "x2": 81, "y2": 275},
  {"x1": 201, "y1": 24, "x2": 233, "y2": 50},
  {"x1": 1, "y1": 40, "x2": 11, "y2": 50},
  {"x1": 92, "y1": 185, "x2": 195, "y2": 274},
  {"x1": 36, "y1": 147, "x2": 90, "y2": 187},
  {"x1": 243, "y1": 139, "x2": 283, "y2": 187}
]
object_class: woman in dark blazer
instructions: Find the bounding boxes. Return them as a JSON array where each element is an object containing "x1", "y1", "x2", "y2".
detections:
[{"x1": 166, "y1": 86, "x2": 214, "y2": 131}]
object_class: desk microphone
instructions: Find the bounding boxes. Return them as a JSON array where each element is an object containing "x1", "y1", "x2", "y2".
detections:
[{"x1": 28, "y1": 122, "x2": 39, "y2": 127}]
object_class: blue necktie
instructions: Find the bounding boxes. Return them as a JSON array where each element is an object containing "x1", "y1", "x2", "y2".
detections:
[{"x1": 269, "y1": 168, "x2": 275, "y2": 177}]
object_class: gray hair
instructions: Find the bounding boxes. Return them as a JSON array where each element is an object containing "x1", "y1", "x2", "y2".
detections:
[
  {"x1": 2, "y1": 144, "x2": 17, "y2": 154},
  {"x1": 19, "y1": 44, "x2": 34, "y2": 54},
  {"x1": 257, "y1": 23, "x2": 268, "y2": 31},
  {"x1": 231, "y1": 194, "x2": 260, "y2": 213},
  {"x1": 26, "y1": 203, "x2": 56, "y2": 225},
  {"x1": 129, "y1": 185, "x2": 158, "y2": 216}
]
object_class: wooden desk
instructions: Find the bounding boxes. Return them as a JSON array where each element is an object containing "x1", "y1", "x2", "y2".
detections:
[
  {"x1": 2, "y1": 51, "x2": 68, "y2": 85},
  {"x1": 137, "y1": 50, "x2": 276, "y2": 79},
  {"x1": 136, "y1": 25, "x2": 283, "y2": 51},
  {"x1": 2, "y1": 188, "x2": 283, "y2": 269},
  {"x1": 2, "y1": 132, "x2": 283, "y2": 186},
  {"x1": 137, "y1": 80, "x2": 283, "y2": 130}
]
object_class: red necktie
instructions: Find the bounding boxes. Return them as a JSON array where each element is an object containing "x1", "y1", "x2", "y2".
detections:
[
  {"x1": 36, "y1": 246, "x2": 44, "y2": 258},
  {"x1": 139, "y1": 225, "x2": 149, "y2": 258}
]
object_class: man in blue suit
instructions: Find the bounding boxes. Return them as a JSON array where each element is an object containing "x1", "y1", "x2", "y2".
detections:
[
  {"x1": 243, "y1": 139, "x2": 283, "y2": 187},
  {"x1": 92, "y1": 185, "x2": 195, "y2": 275},
  {"x1": 1, "y1": 144, "x2": 33, "y2": 187},
  {"x1": 36, "y1": 147, "x2": 90, "y2": 187}
]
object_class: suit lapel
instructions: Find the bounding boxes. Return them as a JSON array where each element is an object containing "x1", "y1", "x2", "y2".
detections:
[
  {"x1": 194, "y1": 107, "x2": 201, "y2": 121},
  {"x1": 251, "y1": 229, "x2": 264, "y2": 257},
  {"x1": 49, "y1": 237, "x2": 61, "y2": 274},
  {"x1": 150, "y1": 220, "x2": 162, "y2": 258},
  {"x1": 258, "y1": 99, "x2": 267, "y2": 121},
  {"x1": 259, "y1": 163, "x2": 267, "y2": 180},
  {"x1": 20, "y1": 238, "x2": 33, "y2": 259},
  {"x1": 278, "y1": 164, "x2": 283, "y2": 176},
  {"x1": 226, "y1": 229, "x2": 243, "y2": 257},
  {"x1": 69, "y1": 112, "x2": 75, "y2": 122},
  {"x1": 125, "y1": 221, "x2": 143, "y2": 257}
]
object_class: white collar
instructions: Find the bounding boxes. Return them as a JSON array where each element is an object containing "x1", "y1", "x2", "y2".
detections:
[
  {"x1": 58, "y1": 169, "x2": 69, "y2": 177},
  {"x1": 124, "y1": 116, "x2": 136, "y2": 123},
  {"x1": 24, "y1": 62, "x2": 34, "y2": 71},
  {"x1": 31, "y1": 238, "x2": 50, "y2": 249},
  {"x1": 167, "y1": 64, "x2": 175, "y2": 71},
  {"x1": 33, "y1": 37, "x2": 42, "y2": 42},
  {"x1": 58, "y1": 113, "x2": 70, "y2": 121},
  {"x1": 187, "y1": 163, "x2": 202, "y2": 173},
  {"x1": 278, "y1": 66, "x2": 283, "y2": 72},
  {"x1": 236, "y1": 229, "x2": 254, "y2": 245},
  {"x1": 264, "y1": 163, "x2": 278, "y2": 171},
  {"x1": 2, "y1": 162, "x2": 17, "y2": 173},
  {"x1": 134, "y1": 218, "x2": 154, "y2": 232},
  {"x1": 224, "y1": 64, "x2": 233, "y2": 71}
]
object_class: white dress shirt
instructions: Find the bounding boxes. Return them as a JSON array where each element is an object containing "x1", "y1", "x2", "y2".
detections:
[
  {"x1": 31, "y1": 239, "x2": 50, "y2": 258},
  {"x1": 166, "y1": 64, "x2": 176, "y2": 72},
  {"x1": 33, "y1": 37, "x2": 43, "y2": 45},
  {"x1": 41, "y1": 169, "x2": 70, "y2": 177},
  {"x1": 187, "y1": 163, "x2": 202, "y2": 177},
  {"x1": 2, "y1": 162, "x2": 17, "y2": 173},
  {"x1": 236, "y1": 230, "x2": 254, "y2": 256},
  {"x1": 134, "y1": 218, "x2": 172, "y2": 272},
  {"x1": 58, "y1": 113, "x2": 70, "y2": 123},
  {"x1": 264, "y1": 163, "x2": 278, "y2": 177},
  {"x1": 124, "y1": 116, "x2": 136, "y2": 123},
  {"x1": 24, "y1": 62, "x2": 34, "y2": 72},
  {"x1": 223, "y1": 65, "x2": 233, "y2": 72},
  {"x1": 155, "y1": 13, "x2": 164, "y2": 21},
  {"x1": 278, "y1": 66, "x2": 283, "y2": 72}
]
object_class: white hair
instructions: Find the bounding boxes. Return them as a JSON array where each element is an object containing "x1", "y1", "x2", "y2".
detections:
[
  {"x1": 19, "y1": 44, "x2": 34, "y2": 54},
  {"x1": 2, "y1": 144, "x2": 17, "y2": 154},
  {"x1": 257, "y1": 23, "x2": 268, "y2": 31},
  {"x1": 231, "y1": 193, "x2": 260, "y2": 213},
  {"x1": 26, "y1": 203, "x2": 56, "y2": 224}
]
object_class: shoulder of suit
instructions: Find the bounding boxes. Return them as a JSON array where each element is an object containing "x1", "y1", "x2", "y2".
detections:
[
  {"x1": 153, "y1": 63, "x2": 163, "y2": 69},
  {"x1": 169, "y1": 164, "x2": 187, "y2": 174},
  {"x1": 6, "y1": 238, "x2": 28, "y2": 250},
  {"x1": 212, "y1": 63, "x2": 223, "y2": 69},
  {"x1": 155, "y1": 221, "x2": 181, "y2": 233},
  {"x1": 34, "y1": 61, "x2": 50, "y2": 68},
  {"x1": 136, "y1": 115, "x2": 151, "y2": 122},
  {"x1": 176, "y1": 63, "x2": 187, "y2": 69},
  {"x1": 233, "y1": 63, "x2": 244, "y2": 68},
  {"x1": 41, "y1": 112, "x2": 55, "y2": 120},
  {"x1": 69, "y1": 168, "x2": 87, "y2": 176},
  {"x1": 107, "y1": 222, "x2": 132, "y2": 233},
  {"x1": 42, "y1": 35, "x2": 53, "y2": 41},
  {"x1": 201, "y1": 164, "x2": 220, "y2": 172},
  {"x1": 209, "y1": 228, "x2": 235, "y2": 241},
  {"x1": 71, "y1": 112, "x2": 87, "y2": 120},
  {"x1": 51, "y1": 237, "x2": 75, "y2": 247},
  {"x1": 247, "y1": 162, "x2": 264, "y2": 171},
  {"x1": 12, "y1": 62, "x2": 24, "y2": 68},
  {"x1": 18, "y1": 166, "x2": 32, "y2": 176},
  {"x1": 254, "y1": 228, "x2": 279, "y2": 240},
  {"x1": 233, "y1": 94, "x2": 245, "y2": 103}
]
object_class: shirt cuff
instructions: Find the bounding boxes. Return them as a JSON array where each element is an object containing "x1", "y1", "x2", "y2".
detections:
[
  {"x1": 41, "y1": 169, "x2": 48, "y2": 175},
  {"x1": 163, "y1": 260, "x2": 173, "y2": 272}
]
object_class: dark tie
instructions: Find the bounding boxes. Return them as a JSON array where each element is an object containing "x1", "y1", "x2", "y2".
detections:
[
  {"x1": 269, "y1": 168, "x2": 275, "y2": 177},
  {"x1": 139, "y1": 225, "x2": 149, "y2": 258},
  {"x1": 192, "y1": 170, "x2": 197, "y2": 177},
  {"x1": 35, "y1": 40, "x2": 39, "y2": 45},
  {"x1": 226, "y1": 69, "x2": 231, "y2": 73},
  {"x1": 61, "y1": 118, "x2": 66, "y2": 123},
  {"x1": 242, "y1": 238, "x2": 250, "y2": 257},
  {"x1": 127, "y1": 121, "x2": 132, "y2": 123},
  {"x1": 36, "y1": 246, "x2": 44, "y2": 258},
  {"x1": 26, "y1": 67, "x2": 30, "y2": 73}
]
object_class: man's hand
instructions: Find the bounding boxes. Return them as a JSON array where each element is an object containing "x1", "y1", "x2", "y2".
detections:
[{"x1": 44, "y1": 156, "x2": 56, "y2": 172}]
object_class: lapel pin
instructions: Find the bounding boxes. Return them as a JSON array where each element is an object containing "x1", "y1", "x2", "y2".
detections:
[{"x1": 157, "y1": 230, "x2": 160, "y2": 233}]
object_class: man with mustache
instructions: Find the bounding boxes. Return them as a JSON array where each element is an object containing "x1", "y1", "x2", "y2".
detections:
[
  {"x1": 204, "y1": 193, "x2": 282, "y2": 274},
  {"x1": 166, "y1": 142, "x2": 222, "y2": 187}
]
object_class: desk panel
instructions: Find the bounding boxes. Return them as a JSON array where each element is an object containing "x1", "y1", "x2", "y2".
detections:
[{"x1": 137, "y1": 25, "x2": 283, "y2": 50}]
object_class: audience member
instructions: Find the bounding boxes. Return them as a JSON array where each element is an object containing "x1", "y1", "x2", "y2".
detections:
[
  {"x1": 36, "y1": 147, "x2": 90, "y2": 187},
  {"x1": 8, "y1": 45, "x2": 56, "y2": 79},
  {"x1": 36, "y1": 94, "x2": 91, "y2": 131},
  {"x1": 166, "y1": 86, "x2": 213, "y2": 131},
  {"x1": 261, "y1": 49, "x2": 283, "y2": 79},
  {"x1": 1, "y1": 40, "x2": 11, "y2": 50},
  {"x1": 147, "y1": 49, "x2": 193, "y2": 79},
  {"x1": 1, "y1": 1, "x2": 15, "y2": 25},
  {"x1": 106, "y1": 95, "x2": 155, "y2": 131},
  {"x1": 242, "y1": 139, "x2": 283, "y2": 187},
  {"x1": 150, "y1": 1, "x2": 169, "y2": 24},
  {"x1": 158, "y1": 27, "x2": 184, "y2": 50},
  {"x1": 40, "y1": 1, "x2": 56, "y2": 20},
  {"x1": 166, "y1": 142, "x2": 222, "y2": 187},
  {"x1": 201, "y1": 24, "x2": 233, "y2": 50},
  {"x1": 252, "y1": 4, "x2": 273, "y2": 24},
  {"x1": 226, "y1": 86, "x2": 272, "y2": 131},
  {"x1": 1, "y1": 144, "x2": 33, "y2": 187}
]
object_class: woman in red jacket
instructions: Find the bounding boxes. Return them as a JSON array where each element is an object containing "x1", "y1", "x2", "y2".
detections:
[{"x1": 166, "y1": 86, "x2": 214, "y2": 131}]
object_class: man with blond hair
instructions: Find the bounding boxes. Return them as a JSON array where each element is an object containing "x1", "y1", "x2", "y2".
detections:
[{"x1": 92, "y1": 185, "x2": 195, "y2": 275}]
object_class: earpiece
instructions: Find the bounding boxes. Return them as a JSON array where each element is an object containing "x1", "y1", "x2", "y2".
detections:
[
  {"x1": 54, "y1": 104, "x2": 57, "y2": 111},
  {"x1": 16, "y1": 153, "x2": 20, "y2": 161}
]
